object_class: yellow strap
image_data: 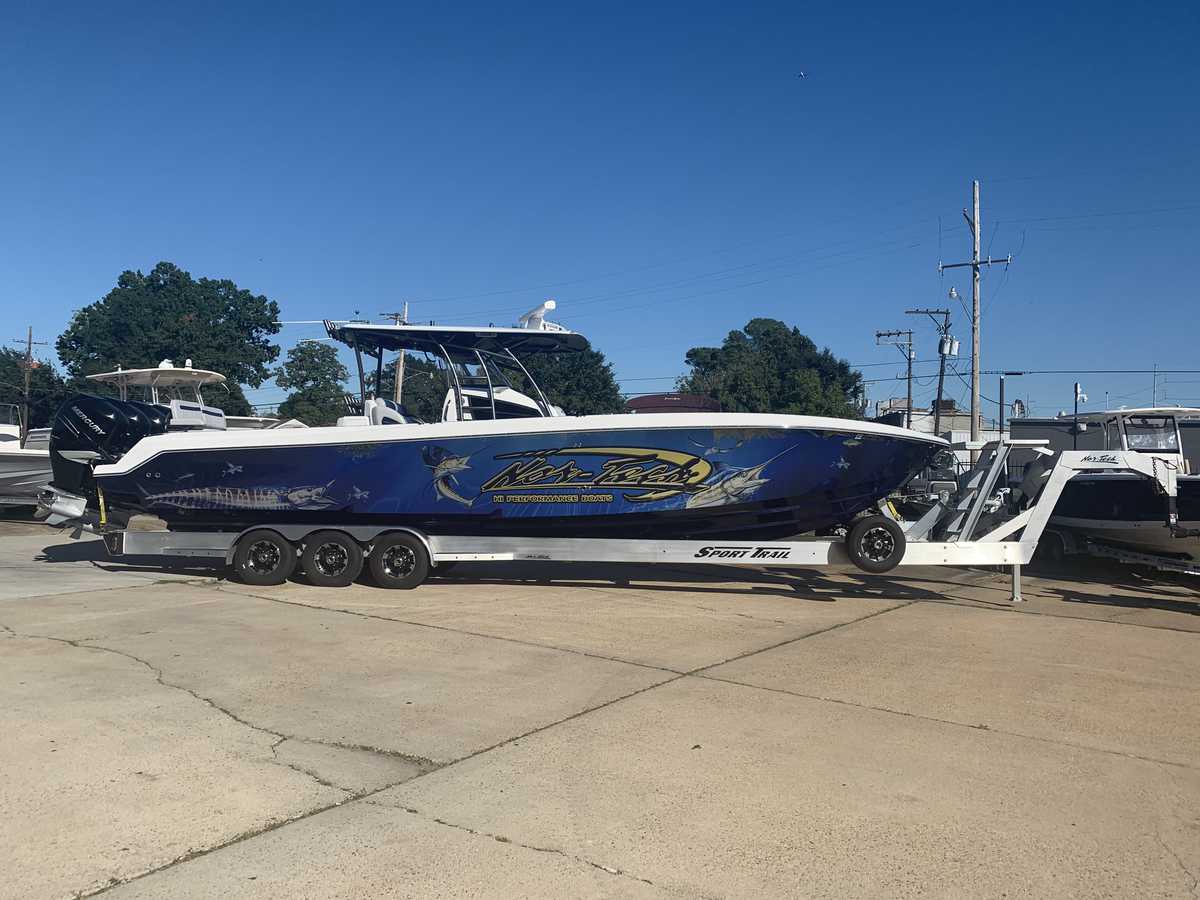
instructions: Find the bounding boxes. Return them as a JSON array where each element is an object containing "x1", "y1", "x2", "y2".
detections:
[{"x1": 97, "y1": 485, "x2": 107, "y2": 525}]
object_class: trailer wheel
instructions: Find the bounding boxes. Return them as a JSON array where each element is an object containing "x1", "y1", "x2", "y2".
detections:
[
  {"x1": 368, "y1": 532, "x2": 429, "y2": 589},
  {"x1": 301, "y1": 530, "x2": 364, "y2": 588},
  {"x1": 233, "y1": 530, "x2": 297, "y2": 586},
  {"x1": 846, "y1": 516, "x2": 906, "y2": 574},
  {"x1": 1035, "y1": 531, "x2": 1066, "y2": 563}
]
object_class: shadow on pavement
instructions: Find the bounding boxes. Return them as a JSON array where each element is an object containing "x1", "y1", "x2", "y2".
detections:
[
  {"x1": 36, "y1": 538, "x2": 223, "y2": 576},
  {"x1": 426, "y1": 561, "x2": 950, "y2": 601},
  {"x1": 1051, "y1": 586, "x2": 1200, "y2": 616}
]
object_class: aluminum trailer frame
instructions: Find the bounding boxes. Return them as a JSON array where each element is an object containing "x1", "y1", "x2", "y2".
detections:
[
  {"x1": 75, "y1": 444, "x2": 1187, "y2": 601},
  {"x1": 1042, "y1": 527, "x2": 1200, "y2": 578}
]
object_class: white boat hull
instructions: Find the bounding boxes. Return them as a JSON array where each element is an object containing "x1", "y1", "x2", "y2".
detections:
[{"x1": 0, "y1": 447, "x2": 52, "y2": 507}]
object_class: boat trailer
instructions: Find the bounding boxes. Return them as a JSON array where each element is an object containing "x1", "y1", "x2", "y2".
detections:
[{"x1": 51, "y1": 440, "x2": 1187, "y2": 601}]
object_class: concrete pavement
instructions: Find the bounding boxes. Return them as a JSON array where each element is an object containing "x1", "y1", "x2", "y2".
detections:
[{"x1": 1, "y1": 522, "x2": 1197, "y2": 898}]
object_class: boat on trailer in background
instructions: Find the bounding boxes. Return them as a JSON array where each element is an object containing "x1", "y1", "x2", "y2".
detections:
[
  {"x1": 0, "y1": 403, "x2": 53, "y2": 507},
  {"x1": 1010, "y1": 408, "x2": 1199, "y2": 568},
  {"x1": 4, "y1": 360, "x2": 297, "y2": 508},
  {"x1": 82, "y1": 360, "x2": 298, "y2": 431}
]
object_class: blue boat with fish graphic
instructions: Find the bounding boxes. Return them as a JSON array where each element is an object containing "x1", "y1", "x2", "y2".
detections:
[{"x1": 42, "y1": 307, "x2": 944, "y2": 542}]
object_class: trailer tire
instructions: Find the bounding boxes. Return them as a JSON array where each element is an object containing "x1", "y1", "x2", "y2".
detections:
[
  {"x1": 846, "y1": 516, "x2": 905, "y2": 574},
  {"x1": 368, "y1": 533, "x2": 429, "y2": 589},
  {"x1": 1036, "y1": 531, "x2": 1066, "y2": 563},
  {"x1": 301, "y1": 530, "x2": 364, "y2": 588},
  {"x1": 233, "y1": 530, "x2": 297, "y2": 586}
]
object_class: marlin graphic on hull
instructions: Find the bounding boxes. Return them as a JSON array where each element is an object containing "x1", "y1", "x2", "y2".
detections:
[{"x1": 141, "y1": 481, "x2": 338, "y2": 512}]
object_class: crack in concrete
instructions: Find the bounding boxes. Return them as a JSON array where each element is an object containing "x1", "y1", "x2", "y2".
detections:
[
  {"x1": 4, "y1": 611, "x2": 439, "y2": 774},
  {"x1": 685, "y1": 600, "x2": 916, "y2": 676},
  {"x1": 267, "y1": 737, "x2": 347, "y2": 792},
  {"x1": 216, "y1": 582, "x2": 912, "y2": 683},
  {"x1": 1154, "y1": 831, "x2": 1199, "y2": 898},
  {"x1": 74, "y1": 671, "x2": 686, "y2": 897},
  {"x1": 7, "y1": 575, "x2": 216, "y2": 604},
  {"x1": 693, "y1": 605, "x2": 788, "y2": 624},
  {"x1": 72, "y1": 798, "x2": 366, "y2": 899},
  {"x1": 216, "y1": 583, "x2": 688, "y2": 678},
  {"x1": 695, "y1": 670, "x2": 1200, "y2": 772},
  {"x1": 282, "y1": 735, "x2": 441, "y2": 769},
  {"x1": 378, "y1": 801, "x2": 664, "y2": 891},
  {"x1": 0, "y1": 621, "x2": 373, "y2": 797}
]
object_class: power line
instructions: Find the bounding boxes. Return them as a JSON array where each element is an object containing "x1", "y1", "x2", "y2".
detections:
[
  {"x1": 416, "y1": 192, "x2": 954, "y2": 305},
  {"x1": 1005, "y1": 201, "x2": 1200, "y2": 226},
  {"x1": 436, "y1": 234, "x2": 929, "y2": 324},
  {"x1": 560, "y1": 241, "x2": 926, "y2": 324},
  {"x1": 981, "y1": 368, "x2": 1200, "y2": 375}
]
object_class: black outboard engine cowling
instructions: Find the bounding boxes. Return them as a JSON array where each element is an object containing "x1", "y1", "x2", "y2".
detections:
[{"x1": 49, "y1": 395, "x2": 171, "y2": 496}]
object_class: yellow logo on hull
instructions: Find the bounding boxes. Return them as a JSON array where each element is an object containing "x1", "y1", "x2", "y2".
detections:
[{"x1": 481, "y1": 447, "x2": 714, "y2": 502}]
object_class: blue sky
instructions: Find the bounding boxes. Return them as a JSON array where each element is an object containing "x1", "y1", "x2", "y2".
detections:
[{"x1": 2, "y1": 1, "x2": 1198, "y2": 418}]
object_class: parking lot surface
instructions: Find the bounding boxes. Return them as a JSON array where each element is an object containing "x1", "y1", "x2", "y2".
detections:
[{"x1": 1, "y1": 519, "x2": 1198, "y2": 898}]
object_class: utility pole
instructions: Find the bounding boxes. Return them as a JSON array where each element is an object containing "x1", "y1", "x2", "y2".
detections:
[
  {"x1": 8, "y1": 326, "x2": 48, "y2": 446},
  {"x1": 379, "y1": 303, "x2": 410, "y2": 404},
  {"x1": 876, "y1": 329, "x2": 914, "y2": 429},
  {"x1": 938, "y1": 180, "x2": 1013, "y2": 450},
  {"x1": 906, "y1": 307, "x2": 955, "y2": 437},
  {"x1": 997, "y1": 371, "x2": 1024, "y2": 436}
]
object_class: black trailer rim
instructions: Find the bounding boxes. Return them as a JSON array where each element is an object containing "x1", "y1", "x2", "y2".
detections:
[
  {"x1": 381, "y1": 544, "x2": 417, "y2": 578},
  {"x1": 857, "y1": 526, "x2": 896, "y2": 564},
  {"x1": 247, "y1": 540, "x2": 283, "y2": 575},
  {"x1": 312, "y1": 542, "x2": 350, "y2": 577}
]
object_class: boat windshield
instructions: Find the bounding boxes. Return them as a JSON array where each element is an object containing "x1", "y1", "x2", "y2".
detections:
[
  {"x1": 444, "y1": 348, "x2": 553, "y2": 420},
  {"x1": 1123, "y1": 415, "x2": 1179, "y2": 452}
]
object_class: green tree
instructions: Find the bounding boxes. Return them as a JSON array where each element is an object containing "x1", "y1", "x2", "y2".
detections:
[
  {"x1": 276, "y1": 342, "x2": 349, "y2": 426},
  {"x1": 678, "y1": 318, "x2": 863, "y2": 417},
  {"x1": 0, "y1": 348, "x2": 69, "y2": 429},
  {"x1": 522, "y1": 349, "x2": 624, "y2": 415},
  {"x1": 56, "y1": 262, "x2": 281, "y2": 393}
]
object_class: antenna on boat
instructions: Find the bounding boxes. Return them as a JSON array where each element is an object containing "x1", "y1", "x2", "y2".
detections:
[{"x1": 518, "y1": 299, "x2": 566, "y2": 332}]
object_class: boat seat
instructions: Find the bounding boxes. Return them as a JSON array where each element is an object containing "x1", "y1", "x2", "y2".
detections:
[
  {"x1": 367, "y1": 397, "x2": 422, "y2": 426},
  {"x1": 1011, "y1": 452, "x2": 1057, "y2": 510}
]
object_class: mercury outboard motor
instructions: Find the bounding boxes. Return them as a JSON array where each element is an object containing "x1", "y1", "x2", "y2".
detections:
[{"x1": 47, "y1": 395, "x2": 171, "y2": 498}]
